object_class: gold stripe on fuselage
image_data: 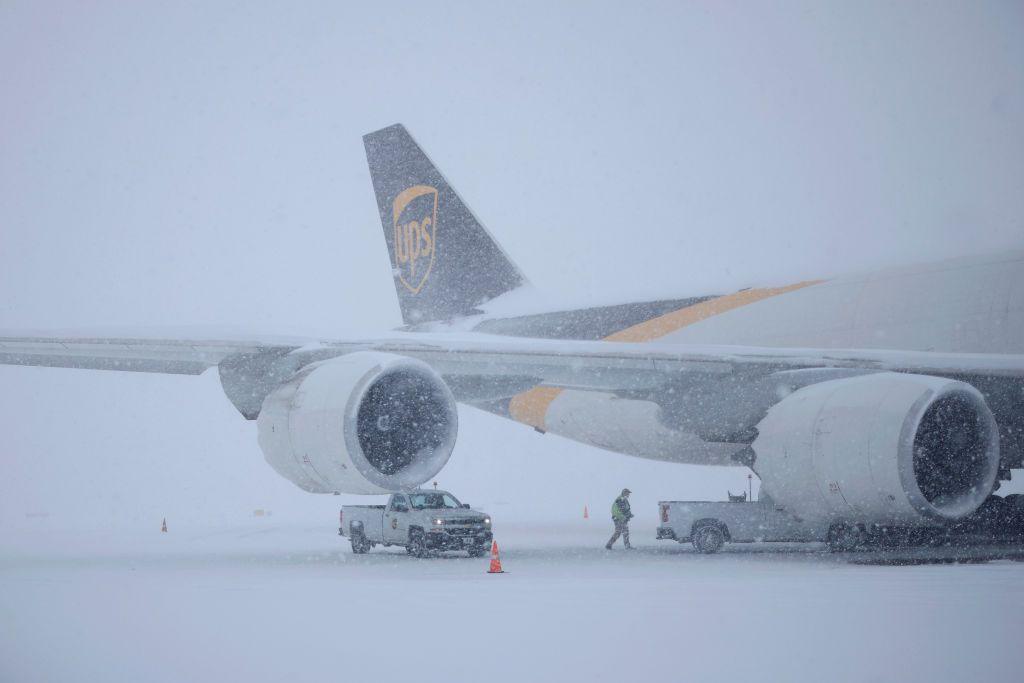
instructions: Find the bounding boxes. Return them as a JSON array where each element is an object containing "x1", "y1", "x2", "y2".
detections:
[{"x1": 508, "y1": 280, "x2": 822, "y2": 429}]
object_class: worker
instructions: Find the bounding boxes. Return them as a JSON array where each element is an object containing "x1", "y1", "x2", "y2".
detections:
[{"x1": 605, "y1": 488, "x2": 633, "y2": 549}]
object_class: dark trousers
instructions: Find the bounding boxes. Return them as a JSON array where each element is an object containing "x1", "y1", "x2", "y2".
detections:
[{"x1": 606, "y1": 519, "x2": 631, "y2": 548}]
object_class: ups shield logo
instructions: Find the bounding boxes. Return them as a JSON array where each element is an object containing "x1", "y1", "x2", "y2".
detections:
[{"x1": 392, "y1": 185, "x2": 438, "y2": 294}]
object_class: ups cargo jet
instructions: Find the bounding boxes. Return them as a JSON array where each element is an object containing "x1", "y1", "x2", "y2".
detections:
[{"x1": 2, "y1": 124, "x2": 1023, "y2": 537}]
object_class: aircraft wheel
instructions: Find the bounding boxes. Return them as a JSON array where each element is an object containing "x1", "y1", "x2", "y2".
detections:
[{"x1": 1004, "y1": 495, "x2": 1024, "y2": 533}]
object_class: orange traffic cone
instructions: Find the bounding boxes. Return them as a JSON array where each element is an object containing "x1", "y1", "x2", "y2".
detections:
[
  {"x1": 583, "y1": 505, "x2": 589, "y2": 519},
  {"x1": 487, "y1": 540, "x2": 505, "y2": 574},
  {"x1": 161, "y1": 518, "x2": 167, "y2": 533}
]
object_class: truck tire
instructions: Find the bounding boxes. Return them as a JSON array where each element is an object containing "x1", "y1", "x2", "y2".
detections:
[
  {"x1": 407, "y1": 529, "x2": 428, "y2": 558},
  {"x1": 350, "y1": 529, "x2": 370, "y2": 554},
  {"x1": 827, "y1": 522, "x2": 865, "y2": 552},
  {"x1": 468, "y1": 543, "x2": 488, "y2": 558},
  {"x1": 692, "y1": 523, "x2": 725, "y2": 554}
]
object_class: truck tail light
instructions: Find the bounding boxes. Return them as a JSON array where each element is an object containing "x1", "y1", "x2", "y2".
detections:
[{"x1": 660, "y1": 504, "x2": 669, "y2": 524}]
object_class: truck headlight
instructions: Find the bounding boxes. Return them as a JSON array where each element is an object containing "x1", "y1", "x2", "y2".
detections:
[
  {"x1": 483, "y1": 517, "x2": 491, "y2": 525},
  {"x1": 433, "y1": 518, "x2": 444, "y2": 526}
]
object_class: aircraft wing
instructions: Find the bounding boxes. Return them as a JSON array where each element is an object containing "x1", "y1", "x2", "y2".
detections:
[
  {"x1": 336, "y1": 334, "x2": 1024, "y2": 381},
  {"x1": 0, "y1": 336, "x2": 280, "y2": 375},
  {"x1": 4, "y1": 332, "x2": 1022, "y2": 469},
  {"x1": 3, "y1": 331, "x2": 1021, "y2": 392}
]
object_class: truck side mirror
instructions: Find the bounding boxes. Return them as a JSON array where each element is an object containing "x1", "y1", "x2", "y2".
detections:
[{"x1": 462, "y1": 503, "x2": 470, "y2": 508}]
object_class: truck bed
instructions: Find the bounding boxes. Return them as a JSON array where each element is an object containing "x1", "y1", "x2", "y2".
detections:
[{"x1": 340, "y1": 505, "x2": 386, "y2": 540}]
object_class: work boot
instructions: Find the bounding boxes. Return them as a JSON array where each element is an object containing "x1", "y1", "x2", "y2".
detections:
[{"x1": 605, "y1": 543, "x2": 613, "y2": 550}]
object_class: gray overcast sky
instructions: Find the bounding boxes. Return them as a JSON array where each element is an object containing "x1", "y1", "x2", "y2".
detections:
[
  {"x1": 1, "y1": 2, "x2": 1023, "y2": 524},
  {"x1": 1, "y1": 1, "x2": 1022, "y2": 335}
]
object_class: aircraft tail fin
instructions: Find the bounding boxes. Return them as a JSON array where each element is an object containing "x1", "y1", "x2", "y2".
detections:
[{"x1": 363, "y1": 124, "x2": 526, "y2": 325}]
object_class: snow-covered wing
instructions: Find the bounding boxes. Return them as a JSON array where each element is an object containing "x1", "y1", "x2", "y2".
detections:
[
  {"x1": 2, "y1": 332, "x2": 1022, "y2": 384},
  {"x1": 3, "y1": 332, "x2": 1021, "y2": 457},
  {"x1": 313, "y1": 334, "x2": 1024, "y2": 386},
  {"x1": 0, "y1": 336, "x2": 279, "y2": 375}
]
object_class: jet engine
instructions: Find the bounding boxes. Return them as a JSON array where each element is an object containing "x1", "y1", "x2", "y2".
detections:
[
  {"x1": 753, "y1": 372, "x2": 999, "y2": 526},
  {"x1": 257, "y1": 352, "x2": 458, "y2": 494}
]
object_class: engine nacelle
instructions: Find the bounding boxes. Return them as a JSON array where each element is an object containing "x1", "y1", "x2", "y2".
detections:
[
  {"x1": 753, "y1": 372, "x2": 999, "y2": 526},
  {"x1": 257, "y1": 352, "x2": 458, "y2": 494}
]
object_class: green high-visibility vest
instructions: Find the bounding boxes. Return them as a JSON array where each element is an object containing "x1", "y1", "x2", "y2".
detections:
[{"x1": 611, "y1": 499, "x2": 626, "y2": 522}]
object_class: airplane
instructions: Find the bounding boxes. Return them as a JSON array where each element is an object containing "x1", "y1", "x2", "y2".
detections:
[{"x1": 2, "y1": 124, "x2": 1023, "y2": 543}]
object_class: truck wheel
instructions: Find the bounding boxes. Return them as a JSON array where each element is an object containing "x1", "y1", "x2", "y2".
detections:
[
  {"x1": 350, "y1": 531, "x2": 370, "y2": 554},
  {"x1": 692, "y1": 524, "x2": 725, "y2": 554},
  {"x1": 827, "y1": 523, "x2": 865, "y2": 552},
  {"x1": 407, "y1": 530, "x2": 428, "y2": 558}
]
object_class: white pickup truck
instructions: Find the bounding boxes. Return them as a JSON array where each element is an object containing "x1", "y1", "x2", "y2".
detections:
[
  {"x1": 339, "y1": 490, "x2": 493, "y2": 557},
  {"x1": 656, "y1": 493, "x2": 831, "y2": 553},
  {"x1": 658, "y1": 493, "x2": 1024, "y2": 554}
]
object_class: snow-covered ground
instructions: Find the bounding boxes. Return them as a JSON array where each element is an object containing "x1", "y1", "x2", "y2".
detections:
[
  {"x1": 3, "y1": 2, "x2": 1024, "y2": 680},
  {"x1": 3, "y1": 520, "x2": 1023, "y2": 683},
  {"x1": 2, "y1": 369, "x2": 1023, "y2": 682}
]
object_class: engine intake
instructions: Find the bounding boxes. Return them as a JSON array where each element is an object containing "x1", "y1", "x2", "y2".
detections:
[
  {"x1": 753, "y1": 372, "x2": 999, "y2": 526},
  {"x1": 257, "y1": 352, "x2": 458, "y2": 494}
]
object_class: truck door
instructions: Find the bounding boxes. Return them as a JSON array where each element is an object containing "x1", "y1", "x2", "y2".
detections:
[
  {"x1": 383, "y1": 494, "x2": 410, "y2": 544},
  {"x1": 763, "y1": 500, "x2": 812, "y2": 542}
]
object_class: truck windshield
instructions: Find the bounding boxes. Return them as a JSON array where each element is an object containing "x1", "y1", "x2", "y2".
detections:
[{"x1": 409, "y1": 492, "x2": 461, "y2": 510}]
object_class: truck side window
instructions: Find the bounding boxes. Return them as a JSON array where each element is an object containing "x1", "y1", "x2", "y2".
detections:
[{"x1": 391, "y1": 495, "x2": 408, "y2": 512}]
